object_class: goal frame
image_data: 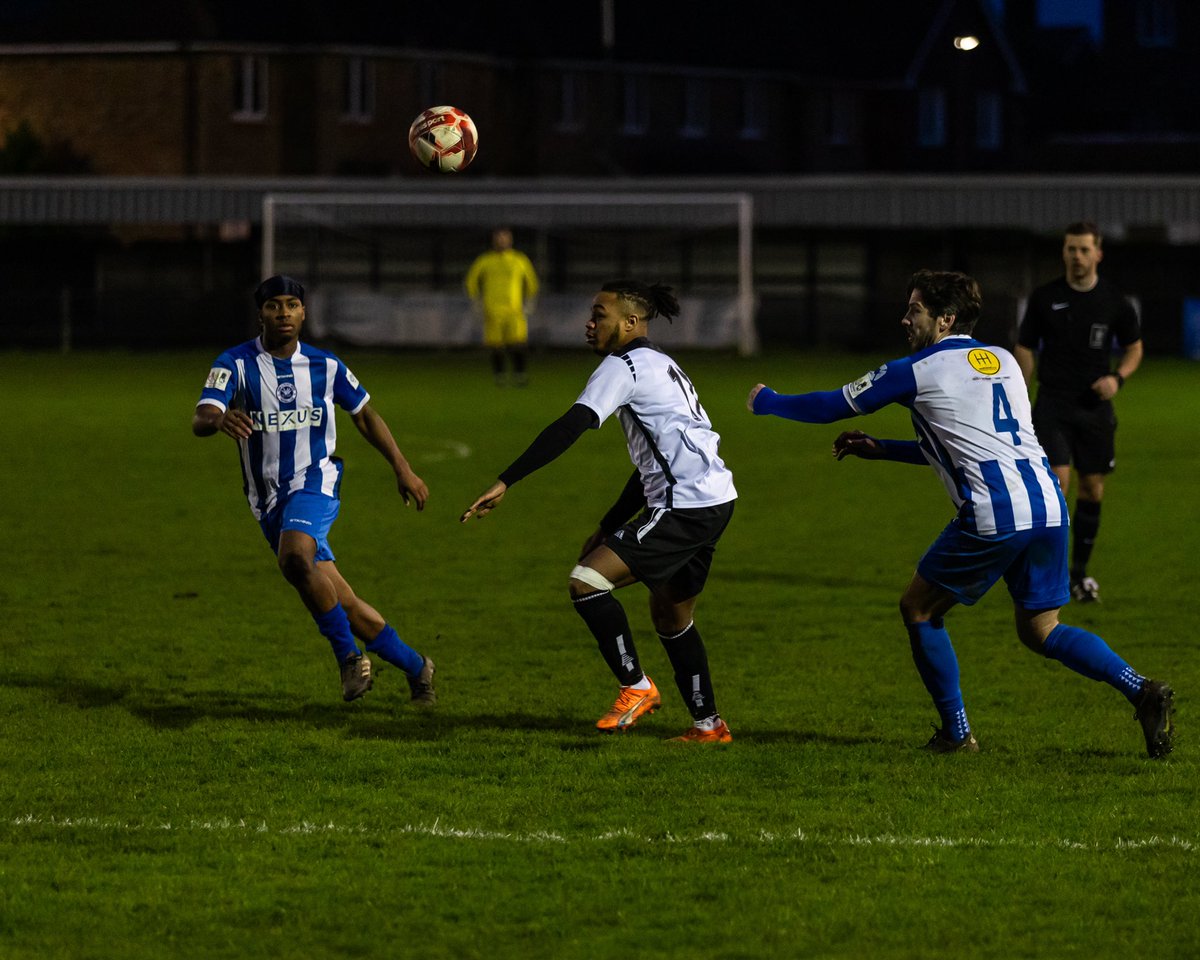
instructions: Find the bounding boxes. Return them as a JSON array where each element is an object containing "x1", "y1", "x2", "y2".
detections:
[{"x1": 262, "y1": 190, "x2": 757, "y2": 355}]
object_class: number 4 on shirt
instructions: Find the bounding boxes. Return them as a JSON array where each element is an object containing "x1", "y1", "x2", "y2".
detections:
[{"x1": 991, "y1": 383, "x2": 1022, "y2": 446}]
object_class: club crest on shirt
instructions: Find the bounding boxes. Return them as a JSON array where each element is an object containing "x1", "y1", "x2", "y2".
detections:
[
  {"x1": 277, "y1": 382, "x2": 298, "y2": 403},
  {"x1": 205, "y1": 367, "x2": 231, "y2": 390},
  {"x1": 967, "y1": 349, "x2": 1001, "y2": 375},
  {"x1": 847, "y1": 364, "x2": 887, "y2": 398}
]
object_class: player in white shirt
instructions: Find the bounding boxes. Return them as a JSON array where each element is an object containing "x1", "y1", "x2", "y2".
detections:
[
  {"x1": 748, "y1": 269, "x2": 1173, "y2": 758},
  {"x1": 461, "y1": 280, "x2": 737, "y2": 743},
  {"x1": 193, "y1": 275, "x2": 437, "y2": 707}
]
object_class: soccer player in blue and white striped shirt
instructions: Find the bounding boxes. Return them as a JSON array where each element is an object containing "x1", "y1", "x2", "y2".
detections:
[
  {"x1": 748, "y1": 269, "x2": 1173, "y2": 758},
  {"x1": 193, "y1": 275, "x2": 436, "y2": 706}
]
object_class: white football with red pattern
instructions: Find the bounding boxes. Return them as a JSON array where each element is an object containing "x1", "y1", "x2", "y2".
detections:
[{"x1": 407, "y1": 106, "x2": 478, "y2": 173}]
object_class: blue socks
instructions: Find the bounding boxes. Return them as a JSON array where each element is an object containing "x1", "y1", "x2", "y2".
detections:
[
  {"x1": 904, "y1": 619, "x2": 1146, "y2": 740},
  {"x1": 907, "y1": 620, "x2": 970, "y2": 741},
  {"x1": 1043, "y1": 624, "x2": 1145, "y2": 701},
  {"x1": 313, "y1": 608, "x2": 424, "y2": 677},
  {"x1": 366, "y1": 624, "x2": 425, "y2": 677},
  {"x1": 314, "y1": 603, "x2": 359, "y2": 663}
]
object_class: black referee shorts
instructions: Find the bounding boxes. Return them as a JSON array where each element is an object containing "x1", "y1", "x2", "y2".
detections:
[
  {"x1": 1032, "y1": 395, "x2": 1117, "y2": 475},
  {"x1": 605, "y1": 500, "x2": 735, "y2": 599}
]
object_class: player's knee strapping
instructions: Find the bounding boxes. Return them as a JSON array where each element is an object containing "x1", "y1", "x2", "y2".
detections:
[{"x1": 569, "y1": 564, "x2": 616, "y2": 593}]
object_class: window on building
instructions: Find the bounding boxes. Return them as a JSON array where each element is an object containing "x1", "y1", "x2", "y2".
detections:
[
  {"x1": 739, "y1": 81, "x2": 765, "y2": 141},
  {"x1": 975, "y1": 90, "x2": 1002, "y2": 150},
  {"x1": 680, "y1": 77, "x2": 711, "y2": 139},
  {"x1": 825, "y1": 90, "x2": 855, "y2": 146},
  {"x1": 557, "y1": 72, "x2": 584, "y2": 132},
  {"x1": 622, "y1": 75, "x2": 649, "y2": 136},
  {"x1": 232, "y1": 55, "x2": 268, "y2": 120},
  {"x1": 1136, "y1": 0, "x2": 1177, "y2": 47},
  {"x1": 342, "y1": 57, "x2": 376, "y2": 123},
  {"x1": 917, "y1": 87, "x2": 946, "y2": 148}
]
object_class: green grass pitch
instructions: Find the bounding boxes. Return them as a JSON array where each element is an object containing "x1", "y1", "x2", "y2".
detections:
[{"x1": 2, "y1": 346, "x2": 1197, "y2": 959}]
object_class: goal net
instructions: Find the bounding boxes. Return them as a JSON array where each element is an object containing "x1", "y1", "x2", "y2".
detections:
[{"x1": 262, "y1": 191, "x2": 756, "y2": 354}]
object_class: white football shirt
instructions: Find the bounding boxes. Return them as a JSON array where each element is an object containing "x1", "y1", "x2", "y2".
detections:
[{"x1": 575, "y1": 338, "x2": 737, "y2": 509}]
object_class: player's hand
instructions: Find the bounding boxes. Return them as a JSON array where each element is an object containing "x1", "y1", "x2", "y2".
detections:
[
  {"x1": 747, "y1": 383, "x2": 768, "y2": 412},
  {"x1": 1090, "y1": 374, "x2": 1120, "y2": 401},
  {"x1": 397, "y1": 467, "x2": 429, "y2": 511},
  {"x1": 460, "y1": 480, "x2": 507, "y2": 522},
  {"x1": 219, "y1": 409, "x2": 254, "y2": 440},
  {"x1": 833, "y1": 430, "x2": 882, "y2": 460}
]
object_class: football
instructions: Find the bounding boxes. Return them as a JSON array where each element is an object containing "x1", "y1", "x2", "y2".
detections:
[{"x1": 407, "y1": 106, "x2": 479, "y2": 173}]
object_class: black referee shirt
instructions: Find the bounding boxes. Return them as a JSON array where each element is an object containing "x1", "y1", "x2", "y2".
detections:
[{"x1": 1017, "y1": 276, "x2": 1141, "y2": 399}]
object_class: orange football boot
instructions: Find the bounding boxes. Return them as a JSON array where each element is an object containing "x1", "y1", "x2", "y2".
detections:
[
  {"x1": 596, "y1": 677, "x2": 661, "y2": 732},
  {"x1": 668, "y1": 718, "x2": 733, "y2": 743}
]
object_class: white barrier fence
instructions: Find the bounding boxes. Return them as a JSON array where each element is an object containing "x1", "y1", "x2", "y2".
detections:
[{"x1": 304, "y1": 290, "x2": 746, "y2": 349}]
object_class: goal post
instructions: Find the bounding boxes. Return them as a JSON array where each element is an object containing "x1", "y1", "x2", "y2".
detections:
[{"x1": 262, "y1": 191, "x2": 757, "y2": 355}]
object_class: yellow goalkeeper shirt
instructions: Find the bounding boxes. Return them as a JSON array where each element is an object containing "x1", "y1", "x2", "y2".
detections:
[{"x1": 465, "y1": 249, "x2": 539, "y2": 315}]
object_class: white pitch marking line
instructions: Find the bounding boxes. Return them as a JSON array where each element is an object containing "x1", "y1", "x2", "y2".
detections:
[
  {"x1": 6, "y1": 815, "x2": 1196, "y2": 853},
  {"x1": 418, "y1": 439, "x2": 472, "y2": 463}
]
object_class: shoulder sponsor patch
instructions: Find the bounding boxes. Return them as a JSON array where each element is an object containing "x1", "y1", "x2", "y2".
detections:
[
  {"x1": 205, "y1": 367, "x2": 232, "y2": 390},
  {"x1": 846, "y1": 363, "x2": 887, "y2": 399},
  {"x1": 345, "y1": 369, "x2": 361, "y2": 389},
  {"x1": 967, "y1": 349, "x2": 1001, "y2": 375}
]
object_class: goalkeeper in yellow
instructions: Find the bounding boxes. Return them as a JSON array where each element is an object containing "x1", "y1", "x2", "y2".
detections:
[{"x1": 465, "y1": 227, "x2": 540, "y2": 386}]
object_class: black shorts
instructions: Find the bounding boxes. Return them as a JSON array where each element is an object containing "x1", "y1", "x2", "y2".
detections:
[
  {"x1": 1032, "y1": 394, "x2": 1117, "y2": 475},
  {"x1": 605, "y1": 501, "x2": 735, "y2": 599}
]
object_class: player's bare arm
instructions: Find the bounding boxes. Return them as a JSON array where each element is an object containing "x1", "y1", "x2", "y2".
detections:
[
  {"x1": 351, "y1": 405, "x2": 428, "y2": 510},
  {"x1": 192, "y1": 402, "x2": 253, "y2": 440},
  {"x1": 461, "y1": 480, "x2": 507, "y2": 522},
  {"x1": 832, "y1": 430, "x2": 885, "y2": 461}
]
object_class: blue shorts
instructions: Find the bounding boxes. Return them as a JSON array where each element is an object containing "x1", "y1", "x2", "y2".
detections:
[
  {"x1": 259, "y1": 491, "x2": 340, "y2": 562},
  {"x1": 917, "y1": 520, "x2": 1070, "y2": 610}
]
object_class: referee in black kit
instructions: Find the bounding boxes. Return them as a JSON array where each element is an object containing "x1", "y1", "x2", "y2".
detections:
[{"x1": 1014, "y1": 221, "x2": 1143, "y2": 604}]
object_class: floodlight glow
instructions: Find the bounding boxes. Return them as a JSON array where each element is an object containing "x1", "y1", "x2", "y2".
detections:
[{"x1": 954, "y1": 35, "x2": 980, "y2": 51}]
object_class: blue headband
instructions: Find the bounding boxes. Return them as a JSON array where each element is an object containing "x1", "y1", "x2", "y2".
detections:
[{"x1": 254, "y1": 275, "x2": 305, "y2": 308}]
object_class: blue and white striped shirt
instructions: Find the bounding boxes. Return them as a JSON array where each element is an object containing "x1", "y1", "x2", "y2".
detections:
[
  {"x1": 842, "y1": 337, "x2": 1066, "y2": 536},
  {"x1": 196, "y1": 338, "x2": 370, "y2": 519},
  {"x1": 754, "y1": 336, "x2": 1066, "y2": 537}
]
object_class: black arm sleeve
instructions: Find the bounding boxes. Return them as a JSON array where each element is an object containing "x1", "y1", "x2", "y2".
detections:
[
  {"x1": 599, "y1": 470, "x2": 647, "y2": 535},
  {"x1": 498, "y1": 403, "x2": 598, "y2": 487}
]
